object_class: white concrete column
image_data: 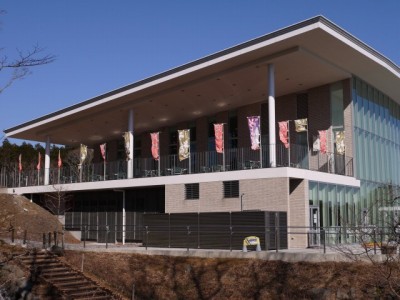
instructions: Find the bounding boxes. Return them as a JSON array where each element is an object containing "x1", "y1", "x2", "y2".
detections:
[
  {"x1": 127, "y1": 109, "x2": 134, "y2": 179},
  {"x1": 44, "y1": 136, "x2": 50, "y2": 185},
  {"x1": 268, "y1": 64, "x2": 276, "y2": 167},
  {"x1": 122, "y1": 190, "x2": 126, "y2": 245}
]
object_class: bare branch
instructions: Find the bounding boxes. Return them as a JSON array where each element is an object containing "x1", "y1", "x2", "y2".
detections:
[{"x1": 0, "y1": 15, "x2": 56, "y2": 94}]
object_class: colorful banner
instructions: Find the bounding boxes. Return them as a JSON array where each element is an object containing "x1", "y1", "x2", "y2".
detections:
[
  {"x1": 178, "y1": 129, "x2": 190, "y2": 161},
  {"x1": 123, "y1": 132, "x2": 132, "y2": 160},
  {"x1": 150, "y1": 132, "x2": 160, "y2": 161},
  {"x1": 319, "y1": 130, "x2": 327, "y2": 154},
  {"x1": 247, "y1": 116, "x2": 261, "y2": 150},
  {"x1": 214, "y1": 124, "x2": 224, "y2": 153},
  {"x1": 100, "y1": 143, "x2": 107, "y2": 161},
  {"x1": 18, "y1": 154, "x2": 22, "y2": 173},
  {"x1": 58, "y1": 150, "x2": 62, "y2": 168},
  {"x1": 294, "y1": 118, "x2": 308, "y2": 132},
  {"x1": 278, "y1": 121, "x2": 289, "y2": 149},
  {"x1": 335, "y1": 131, "x2": 345, "y2": 155},
  {"x1": 36, "y1": 152, "x2": 41, "y2": 170},
  {"x1": 80, "y1": 144, "x2": 88, "y2": 164}
]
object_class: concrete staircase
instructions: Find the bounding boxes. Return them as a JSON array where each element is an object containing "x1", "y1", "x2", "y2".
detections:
[{"x1": 17, "y1": 250, "x2": 119, "y2": 299}]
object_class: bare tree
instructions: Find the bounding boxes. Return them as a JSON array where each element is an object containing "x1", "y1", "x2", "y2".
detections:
[
  {"x1": 331, "y1": 183, "x2": 400, "y2": 297},
  {"x1": 43, "y1": 185, "x2": 73, "y2": 218},
  {"x1": 0, "y1": 10, "x2": 55, "y2": 94},
  {"x1": 64, "y1": 147, "x2": 94, "y2": 181}
]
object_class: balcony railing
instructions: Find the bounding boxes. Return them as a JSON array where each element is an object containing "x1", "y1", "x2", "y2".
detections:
[{"x1": 0, "y1": 144, "x2": 353, "y2": 188}]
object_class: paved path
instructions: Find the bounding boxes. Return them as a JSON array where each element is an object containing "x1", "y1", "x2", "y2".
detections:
[{"x1": 5, "y1": 238, "x2": 387, "y2": 263}]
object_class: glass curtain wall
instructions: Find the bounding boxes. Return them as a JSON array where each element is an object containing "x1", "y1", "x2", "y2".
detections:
[
  {"x1": 353, "y1": 77, "x2": 400, "y2": 227},
  {"x1": 310, "y1": 77, "x2": 400, "y2": 234}
]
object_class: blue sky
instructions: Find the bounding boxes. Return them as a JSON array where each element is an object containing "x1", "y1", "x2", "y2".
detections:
[{"x1": 1, "y1": 1, "x2": 399, "y2": 144}]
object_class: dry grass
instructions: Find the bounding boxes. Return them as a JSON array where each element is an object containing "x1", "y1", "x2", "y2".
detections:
[
  {"x1": 0, "y1": 193, "x2": 399, "y2": 299},
  {"x1": 63, "y1": 251, "x2": 399, "y2": 299},
  {"x1": 0, "y1": 194, "x2": 79, "y2": 244}
]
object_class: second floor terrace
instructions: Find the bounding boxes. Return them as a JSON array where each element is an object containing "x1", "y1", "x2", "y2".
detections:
[{"x1": 0, "y1": 143, "x2": 354, "y2": 189}]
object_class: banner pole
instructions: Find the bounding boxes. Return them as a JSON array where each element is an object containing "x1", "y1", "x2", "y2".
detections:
[
  {"x1": 189, "y1": 152, "x2": 191, "y2": 174},
  {"x1": 288, "y1": 121, "x2": 291, "y2": 167},
  {"x1": 306, "y1": 122, "x2": 310, "y2": 169},
  {"x1": 223, "y1": 123, "x2": 226, "y2": 171},
  {"x1": 259, "y1": 133, "x2": 263, "y2": 168}
]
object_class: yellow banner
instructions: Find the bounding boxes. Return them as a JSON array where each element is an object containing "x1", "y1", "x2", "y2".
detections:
[
  {"x1": 294, "y1": 118, "x2": 308, "y2": 132},
  {"x1": 123, "y1": 132, "x2": 132, "y2": 160},
  {"x1": 335, "y1": 131, "x2": 345, "y2": 154},
  {"x1": 178, "y1": 129, "x2": 190, "y2": 161},
  {"x1": 80, "y1": 144, "x2": 88, "y2": 164}
]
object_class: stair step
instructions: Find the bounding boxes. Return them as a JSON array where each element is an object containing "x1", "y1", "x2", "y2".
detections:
[
  {"x1": 47, "y1": 275, "x2": 82, "y2": 282},
  {"x1": 42, "y1": 271, "x2": 77, "y2": 278},
  {"x1": 60, "y1": 285, "x2": 100, "y2": 292},
  {"x1": 66, "y1": 289, "x2": 109, "y2": 297},
  {"x1": 17, "y1": 251, "x2": 118, "y2": 299},
  {"x1": 40, "y1": 267, "x2": 71, "y2": 274},
  {"x1": 55, "y1": 280, "x2": 90, "y2": 287},
  {"x1": 77, "y1": 296, "x2": 114, "y2": 300},
  {"x1": 27, "y1": 262, "x2": 63, "y2": 268}
]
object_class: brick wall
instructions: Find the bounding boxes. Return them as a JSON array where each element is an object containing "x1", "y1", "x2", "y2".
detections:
[
  {"x1": 288, "y1": 179, "x2": 309, "y2": 248},
  {"x1": 165, "y1": 177, "x2": 289, "y2": 213},
  {"x1": 343, "y1": 79, "x2": 353, "y2": 160},
  {"x1": 308, "y1": 84, "x2": 331, "y2": 152}
]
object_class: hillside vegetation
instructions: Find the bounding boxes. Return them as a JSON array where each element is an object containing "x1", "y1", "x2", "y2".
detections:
[{"x1": 0, "y1": 193, "x2": 78, "y2": 244}]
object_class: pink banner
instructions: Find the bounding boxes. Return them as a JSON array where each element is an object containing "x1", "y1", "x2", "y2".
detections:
[
  {"x1": 319, "y1": 130, "x2": 327, "y2": 154},
  {"x1": 151, "y1": 132, "x2": 160, "y2": 161},
  {"x1": 278, "y1": 121, "x2": 289, "y2": 149},
  {"x1": 100, "y1": 143, "x2": 107, "y2": 161},
  {"x1": 36, "y1": 152, "x2": 41, "y2": 170},
  {"x1": 58, "y1": 150, "x2": 62, "y2": 168},
  {"x1": 18, "y1": 154, "x2": 22, "y2": 173},
  {"x1": 247, "y1": 116, "x2": 261, "y2": 150},
  {"x1": 214, "y1": 124, "x2": 224, "y2": 153}
]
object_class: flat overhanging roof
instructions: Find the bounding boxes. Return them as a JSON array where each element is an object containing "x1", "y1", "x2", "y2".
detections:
[{"x1": 4, "y1": 16, "x2": 399, "y2": 146}]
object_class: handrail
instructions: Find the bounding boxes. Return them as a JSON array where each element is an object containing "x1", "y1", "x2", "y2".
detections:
[{"x1": 0, "y1": 144, "x2": 354, "y2": 188}]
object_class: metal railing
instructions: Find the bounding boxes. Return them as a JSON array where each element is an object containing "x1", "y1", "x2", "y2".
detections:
[
  {"x1": 3, "y1": 224, "x2": 399, "y2": 255},
  {"x1": 0, "y1": 144, "x2": 353, "y2": 188},
  {"x1": 66, "y1": 225, "x2": 400, "y2": 254}
]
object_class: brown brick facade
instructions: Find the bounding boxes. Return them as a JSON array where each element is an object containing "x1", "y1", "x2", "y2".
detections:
[
  {"x1": 165, "y1": 178, "x2": 289, "y2": 213},
  {"x1": 288, "y1": 179, "x2": 309, "y2": 248}
]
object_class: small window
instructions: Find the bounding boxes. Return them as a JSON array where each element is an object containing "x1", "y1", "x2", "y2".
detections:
[
  {"x1": 185, "y1": 183, "x2": 199, "y2": 200},
  {"x1": 223, "y1": 180, "x2": 239, "y2": 198}
]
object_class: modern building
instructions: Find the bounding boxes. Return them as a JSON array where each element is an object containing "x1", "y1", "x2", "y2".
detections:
[{"x1": 1, "y1": 16, "x2": 399, "y2": 249}]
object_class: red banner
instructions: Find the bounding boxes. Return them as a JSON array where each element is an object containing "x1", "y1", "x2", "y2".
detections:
[
  {"x1": 100, "y1": 143, "x2": 107, "y2": 161},
  {"x1": 319, "y1": 130, "x2": 327, "y2": 154},
  {"x1": 36, "y1": 152, "x2": 41, "y2": 171},
  {"x1": 150, "y1": 132, "x2": 160, "y2": 161},
  {"x1": 278, "y1": 121, "x2": 289, "y2": 149},
  {"x1": 18, "y1": 154, "x2": 22, "y2": 173},
  {"x1": 58, "y1": 150, "x2": 62, "y2": 168},
  {"x1": 214, "y1": 124, "x2": 224, "y2": 153}
]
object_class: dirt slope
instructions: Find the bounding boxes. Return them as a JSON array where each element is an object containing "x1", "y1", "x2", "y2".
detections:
[{"x1": 0, "y1": 193, "x2": 78, "y2": 244}]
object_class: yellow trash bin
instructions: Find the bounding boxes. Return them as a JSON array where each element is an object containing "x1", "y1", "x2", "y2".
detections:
[{"x1": 243, "y1": 236, "x2": 261, "y2": 252}]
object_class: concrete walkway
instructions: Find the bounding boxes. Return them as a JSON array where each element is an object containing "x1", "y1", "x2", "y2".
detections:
[
  {"x1": 63, "y1": 242, "x2": 354, "y2": 263},
  {"x1": 6, "y1": 238, "x2": 387, "y2": 263}
]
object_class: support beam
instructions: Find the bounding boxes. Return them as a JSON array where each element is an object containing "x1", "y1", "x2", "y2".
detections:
[
  {"x1": 268, "y1": 64, "x2": 276, "y2": 167},
  {"x1": 127, "y1": 109, "x2": 134, "y2": 179},
  {"x1": 114, "y1": 190, "x2": 126, "y2": 245},
  {"x1": 44, "y1": 136, "x2": 50, "y2": 185}
]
